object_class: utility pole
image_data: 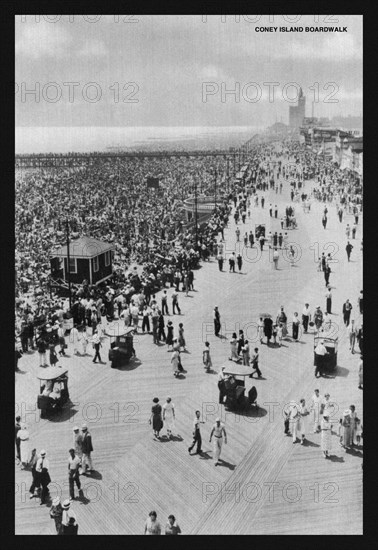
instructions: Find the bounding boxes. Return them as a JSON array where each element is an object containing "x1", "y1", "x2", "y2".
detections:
[
  {"x1": 194, "y1": 180, "x2": 198, "y2": 249},
  {"x1": 65, "y1": 219, "x2": 72, "y2": 310},
  {"x1": 227, "y1": 157, "x2": 230, "y2": 195},
  {"x1": 214, "y1": 169, "x2": 217, "y2": 208}
]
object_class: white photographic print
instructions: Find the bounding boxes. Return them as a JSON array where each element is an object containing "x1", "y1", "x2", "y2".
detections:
[{"x1": 15, "y1": 15, "x2": 362, "y2": 535}]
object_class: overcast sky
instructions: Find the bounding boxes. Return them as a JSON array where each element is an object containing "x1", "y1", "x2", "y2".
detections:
[{"x1": 15, "y1": 15, "x2": 362, "y2": 127}]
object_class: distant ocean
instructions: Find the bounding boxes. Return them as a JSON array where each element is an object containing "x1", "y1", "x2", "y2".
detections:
[{"x1": 15, "y1": 126, "x2": 263, "y2": 154}]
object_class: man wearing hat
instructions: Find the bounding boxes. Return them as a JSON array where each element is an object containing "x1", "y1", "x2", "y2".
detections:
[
  {"x1": 209, "y1": 418, "x2": 227, "y2": 466},
  {"x1": 72, "y1": 426, "x2": 83, "y2": 470},
  {"x1": 314, "y1": 339, "x2": 328, "y2": 378},
  {"x1": 49, "y1": 495, "x2": 63, "y2": 534},
  {"x1": 61, "y1": 499, "x2": 78, "y2": 534},
  {"x1": 81, "y1": 424, "x2": 94, "y2": 474},
  {"x1": 68, "y1": 448, "x2": 82, "y2": 501},
  {"x1": 36, "y1": 450, "x2": 51, "y2": 504},
  {"x1": 309, "y1": 389, "x2": 324, "y2": 433}
]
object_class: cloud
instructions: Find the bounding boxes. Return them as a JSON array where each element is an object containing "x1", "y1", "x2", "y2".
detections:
[
  {"x1": 15, "y1": 24, "x2": 72, "y2": 59},
  {"x1": 276, "y1": 33, "x2": 361, "y2": 61},
  {"x1": 77, "y1": 39, "x2": 107, "y2": 57}
]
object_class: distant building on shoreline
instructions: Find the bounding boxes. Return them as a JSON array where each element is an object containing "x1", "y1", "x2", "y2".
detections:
[{"x1": 289, "y1": 88, "x2": 306, "y2": 129}]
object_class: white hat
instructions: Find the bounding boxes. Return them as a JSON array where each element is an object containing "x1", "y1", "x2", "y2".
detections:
[
  {"x1": 73, "y1": 426, "x2": 79, "y2": 431},
  {"x1": 62, "y1": 499, "x2": 70, "y2": 510},
  {"x1": 40, "y1": 449, "x2": 46, "y2": 456},
  {"x1": 215, "y1": 417, "x2": 221, "y2": 422}
]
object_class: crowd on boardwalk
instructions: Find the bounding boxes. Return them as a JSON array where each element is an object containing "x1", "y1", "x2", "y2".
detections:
[{"x1": 15, "y1": 137, "x2": 363, "y2": 534}]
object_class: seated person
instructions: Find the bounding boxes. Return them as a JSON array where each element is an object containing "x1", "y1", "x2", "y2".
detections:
[
  {"x1": 49, "y1": 380, "x2": 62, "y2": 400},
  {"x1": 41, "y1": 379, "x2": 53, "y2": 396},
  {"x1": 225, "y1": 375, "x2": 236, "y2": 390}
]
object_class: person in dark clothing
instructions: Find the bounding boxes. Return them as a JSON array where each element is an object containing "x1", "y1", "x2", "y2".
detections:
[
  {"x1": 217, "y1": 254, "x2": 224, "y2": 271},
  {"x1": 237, "y1": 330, "x2": 245, "y2": 355},
  {"x1": 158, "y1": 313, "x2": 166, "y2": 342},
  {"x1": 342, "y1": 300, "x2": 353, "y2": 326},
  {"x1": 141, "y1": 305, "x2": 151, "y2": 333},
  {"x1": 236, "y1": 254, "x2": 243, "y2": 272},
  {"x1": 263, "y1": 317, "x2": 273, "y2": 345},
  {"x1": 357, "y1": 325, "x2": 363, "y2": 353},
  {"x1": 92, "y1": 333, "x2": 102, "y2": 363},
  {"x1": 62, "y1": 516, "x2": 78, "y2": 535},
  {"x1": 28, "y1": 449, "x2": 40, "y2": 498},
  {"x1": 324, "y1": 265, "x2": 331, "y2": 286},
  {"x1": 214, "y1": 307, "x2": 221, "y2": 336},
  {"x1": 346, "y1": 241, "x2": 353, "y2": 261},
  {"x1": 358, "y1": 291, "x2": 363, "y2": 314},
  {"x1": 188, "y1": 410, "x2": 203, "y2": 455},
  {"x1": 20, "y1": 322, "x2": 29, "y2": 352},
  {"x1": 15, "y1": 416, "x2": 21, "y2": 462},
  {"x1": 250, "y1": 348, "x2": 262, "y2": 378},
  {"x1": 161, "y1": 291, "x2": 169, "y2": 315}
]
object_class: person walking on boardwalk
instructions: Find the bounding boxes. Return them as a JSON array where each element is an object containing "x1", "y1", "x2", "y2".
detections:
[
  {"x1": 229, "y1": 252, "x2": 236, "y2": 272},
  {"x1": 68, "y1": 448, "x2": 81, "y2": 501},
  {"x1": 321, "y1": 414, "x2": 332, "y2": 458},
  {"x1": 162, "y1": 397, "x2": 176, "y2": 439},
  {"x1": 229, "y1": 332, "x2": 239, "y2": 361},
  {"x1": 61, "y1": 500, "x2": 78, "y2": 534},
  {"x1": 81, "y1": 424, "x2": 94, "y2": 474},
  {"x1": 236, "y1": 253, "x2": 243, "y2": 272},
  {"x1": 209, "y1": 418, "x2": 227, "y2": 465},
  {"x1": 250, "y1": 348, "x2": 262, "y2": 378},
  {"x1": 203, "y1": 341, "x2": 212, "y2": 372},
  {"x1": 49, "y1": 496, "x2": 63, "y2": 534},
  {"x1": 91, "y1": 331, "x2": 102, "y2": 363},
  {"x1": 348, "y1": 320, "x2": 357, "y2": 353},
  {"x1": 310, "y1": 389, "x2": 324, "y2": 433},
  {"x1": 166, "y1": 320, "x2": 174, "y2": 351},
  {"x1": 358, "y1": 290, "x2": 363, "y2": 314},
  {"x1": 188, "y1": 410, "x2": 203, "y2": 455},
  {"x1": 297, "y1": 399, "x2": 309, "y2": 445},
  {"x1": 241, "y1": 340, "x2": 250, "y2": 366},
  {"x1": 322, "y1": 212, "x2": 327, "y2": 229},
  {"x1": 178, "y1": 323, "x2": 186, "y2": 351},
  {"x1": 214, "y1": 306, "x2": 221, "y2": 337},
  {"x1": 218, "y1": 367, "x2": 229, "y2": 404},
  {"x1": 346, "y1": 241, "x2": 353, "y2": 262},
  {"x1": 217, "y1": 253, "x2": 224, "y2": 271},
  {"x1": 15, "y1": 416, "x2": 21, "y2": 464},
  {"x1": 358, "y1": 356, "x2": 363, "y2": 389},
  {"x1": 325, "y1": 286, "x2": 332, "y2": 314},
  {"x1": 302, "y1": 303, "x2": 311, "y2": 333},
  {"x1": 36, "y1": 449, "x2": 51, "y2": 505},
  {"x1": 172, "y1": 290, "x2": 181, "y2": 314},
  {"x1": 171, "y1": 348, "x2": 180, "y2": 377},
  {"x1": 165, "y1": 515, "x2": 182, "y2": 535},
  {"x1": 72, "y1": 426, "x2": 83, "y2": 473},
  {"x1": 144, "y1": 511, "x2": 161, "y2": 535},
  {"x1": 342, "y1": 299, "x2": 353, "y2": 326},
  {"x1": 150, "y1": 397, "x2": 163, "y2": 439}
]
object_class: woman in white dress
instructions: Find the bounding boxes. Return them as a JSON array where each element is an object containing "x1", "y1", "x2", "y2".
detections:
[
  {"x1": 19, "y1": 424, "x2": 30, "y2": 469},
  {"x1": 297, "y1": 399, "x2": 309, "y2": 444},
  {"x1": 321, "y1": 414, "x2": 332, "y2": 458},
  {"x1": 229, "y1": 332, "x2": 239, "y2": 361},
  {"x1": 162, "y1": 397, "x2": 176, "y2": 439}
]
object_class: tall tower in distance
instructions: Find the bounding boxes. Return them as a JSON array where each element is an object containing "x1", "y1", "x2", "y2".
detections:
[{"x1": 289, "y1": 87, "x2": 306, "y2": 128}]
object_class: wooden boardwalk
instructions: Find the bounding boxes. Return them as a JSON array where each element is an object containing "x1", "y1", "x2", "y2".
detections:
[{"x1": 15, "y1": 162, "x2": 363, "y2": 534}]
